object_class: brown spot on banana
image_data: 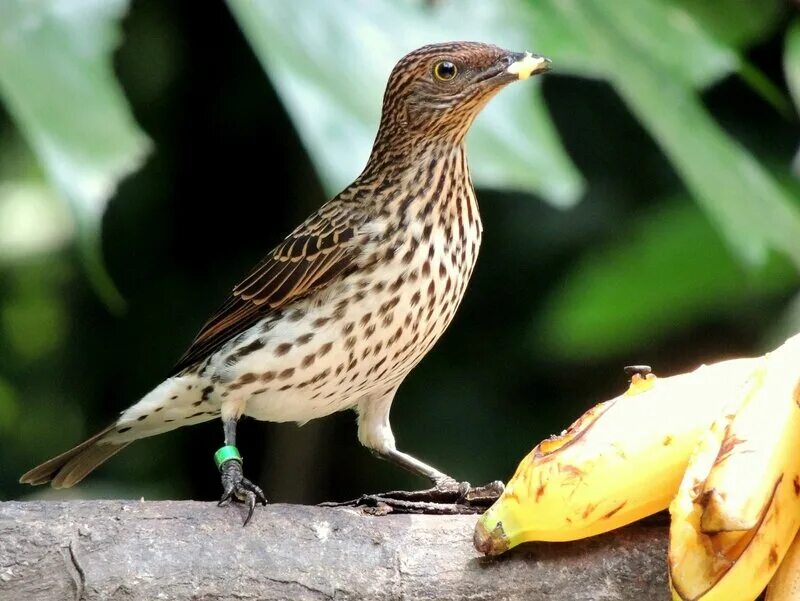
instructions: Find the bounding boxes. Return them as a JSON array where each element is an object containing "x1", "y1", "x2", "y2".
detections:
[{"x1": 603, "y1": 501, "x2": 627, "y2": 520}]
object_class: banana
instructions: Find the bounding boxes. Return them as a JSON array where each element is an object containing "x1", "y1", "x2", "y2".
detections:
[
  {"x1": 767, "y1": 531, "x2": 800, "y2": 600},
  {"x1": 669, "y1": 336, "x2": 800, "y2": 601},
  {"x1": 474, "y1": 356, "x2": 760, "y2": 555}
]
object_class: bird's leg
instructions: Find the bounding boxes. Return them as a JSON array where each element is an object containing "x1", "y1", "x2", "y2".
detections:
[
  {"x1": 342, "y1": 391, "x2": 504, "y2": 513},
  {"x1": 372, "y1": 447, "x2": 466, "y2": 494},
  {"x1": 216, "y1": 417, "x2": 267, "y2": 525}
]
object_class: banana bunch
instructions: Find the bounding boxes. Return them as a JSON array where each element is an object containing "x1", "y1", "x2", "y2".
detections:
[{"x1": 474, "y1": 334, "x2": 800, "y2": 601}]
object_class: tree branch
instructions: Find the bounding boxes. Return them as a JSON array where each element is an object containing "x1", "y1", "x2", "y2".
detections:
[{"x1": 0, "y1": 501, "x2": 668, "y2": 600}]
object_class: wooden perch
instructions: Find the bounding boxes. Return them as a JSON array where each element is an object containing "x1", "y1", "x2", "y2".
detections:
[{"x1": 0, "y1": 500, "x2": 669, "y2": 600}]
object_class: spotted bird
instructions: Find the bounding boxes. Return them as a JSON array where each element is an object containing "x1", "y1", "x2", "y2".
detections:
[{"x1": 21, "y1": 42, "x2": 551, "y2": 523}]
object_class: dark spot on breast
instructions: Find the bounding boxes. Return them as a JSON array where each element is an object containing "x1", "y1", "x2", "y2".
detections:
[
  {"x1": 345, "y1": 336, "x2": 357, "y2": 350},
  {"x1": 288, "y1": 309, "x2": 306, "y2": 322},
  {"x1": 192, "y1": 400, "x2": 203, "y2": 407},
  {"x1": 154, "y1": 407, "x2": 163, "y2": 412},
  {"x1": 332, "y1": 300, "x2": 348, "y2": 319},
  {"x1": 422, "y1": 223, "x2": 433, "y2": 241},
  {"x1": 118, "y1": 426, "x2": 132, "y2": 433},
  {"x1": 202, "y1": 386, "x2": 214, "y2": 401},
  {"x1": 237, "y1": 338, "x2": 266, "y2": 357},
  {"x1": 170, "y1": 395, "x2": 178, "y2": 400},
  {"x1": 275, "y1": 343, "x2": 293, "y2": 357},
  {"x1": 137, "y1": 415, "x2": 147, "y2": 421},
  {"x1": 427, "y1": 281, "x2": 435, "y2": 297},
  {"x1": 279, "y1": 368, "x2": 295, "y2": 380},
  {"x1": 388, "y1": 327, "x2": 403, "y2": 345},
  {"x1": 302, "y1": 353, "x2": 316, "y2": 368},
  {"x1": 187, "y1": 412, "x2": 205, "y2": 419},
  {"x1": 239, "y1": 373, "x2": 257, "y2": 385},
  {"x1": 312, "y1": 368, "x2": 331, "y2": 383},
  {"x1": 360, "y1": 312, "x2": 372, "y2": 326},
  {"x1": 313, "y1": 317, "x2": 330, "y2": 328},
  {"x1": 352, "y1": 290, "x2": 367, "y2": 302},
  {"x1": 422, "y1": 261, "x2": 431, "y2": 278},
  {"x1": 343, "y1": 322, "x2": 355, "y2": 335},
  {"x1": 164, "y1": 419, "x2": 174, "y2": 423},
  {"x1": 261, "y1": 371, "x2": 276, "y2": 382},
  {"x1": 252, "y1": 388, "x2": 267, "y2": 395},
  {"x1": 389, "y1": 275, "x2": 405, "y2": 293},
  {"x1": 380, "y1": 297, "x2": 400, "y2": 315},
  {"x1": 382, "y1": 312, "x2": 394, "y2": 327},
  {"x1": 373, "y1": 281, "x2": 386, "y2": 293},
  {"x1": 296, "y1": 333, "x2": 314, "y2": 346},
  {"x1": 318, "y1": 342, "x2": 333, "y2": 357},
  {"x1": 365, "y1": 324, "x2": 376, "y2": 338},
  {"x1": 410, "y1": 291, "x2": 421, "y2": 307},
  {"x1": 279, "y1": 384, "x2": 292, "y2": 391}
]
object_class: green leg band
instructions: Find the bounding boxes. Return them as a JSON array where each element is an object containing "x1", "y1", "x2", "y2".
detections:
[{"x1": 214, "y1": 445, "x2": 242, "y2": 470}]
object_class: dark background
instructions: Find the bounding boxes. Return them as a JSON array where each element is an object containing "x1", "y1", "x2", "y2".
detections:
[{"x1": 1, "y1": 1, "x2": 798, "y2": 503}]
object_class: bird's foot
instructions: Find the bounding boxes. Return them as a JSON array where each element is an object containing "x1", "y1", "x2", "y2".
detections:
[
  {"x1": 218, "y1": 457, "x2": 267, "y2": 526},
  {"x1": 321, "y1": 479, "x2": 504, "y2": 515}
]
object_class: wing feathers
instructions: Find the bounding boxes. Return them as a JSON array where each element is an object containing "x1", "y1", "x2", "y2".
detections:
[{"x1": 170, "y1": 202, "x2": 364, "y2": 375}]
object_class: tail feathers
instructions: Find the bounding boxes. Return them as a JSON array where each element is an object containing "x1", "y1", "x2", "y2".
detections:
[{"x1": 20, "y1": 425, "x2": 131, "y2": 488}]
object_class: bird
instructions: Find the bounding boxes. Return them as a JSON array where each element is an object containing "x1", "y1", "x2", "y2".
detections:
[{"x1": 20, "y1": 42, "x2": 551, "y2": 523}]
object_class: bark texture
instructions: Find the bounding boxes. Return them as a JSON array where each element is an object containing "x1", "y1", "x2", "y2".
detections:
[{"x1": 0, "y1": 501, "x2": 669, "y2": 600}]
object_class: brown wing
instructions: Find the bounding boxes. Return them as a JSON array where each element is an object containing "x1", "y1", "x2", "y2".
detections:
[{"x1": 170, "y1": 202, "x2": 363, "y2": 375}]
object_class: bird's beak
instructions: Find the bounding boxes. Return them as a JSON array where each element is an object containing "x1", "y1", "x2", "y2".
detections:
[{"x1": 506, "y1": 52, "x2": 551, "y2": 80}]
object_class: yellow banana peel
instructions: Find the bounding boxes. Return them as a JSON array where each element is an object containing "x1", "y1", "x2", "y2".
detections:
[
  {"x1": 767, "y1": 531, "x2": 800, "y2": 600},
  {"x1": 669, "y1": 336, "x2": 800, "y2": 601},
  {"x1": 474, "y1": 356, "x2": 760, "y2": 554}
]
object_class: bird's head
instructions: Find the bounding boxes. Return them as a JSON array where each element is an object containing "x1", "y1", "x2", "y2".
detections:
[{"x1": 378, "y1": 41, "x2": 550, "y2": 144}]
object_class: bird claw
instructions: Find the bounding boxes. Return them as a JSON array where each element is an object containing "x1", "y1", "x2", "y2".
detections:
[
  {"x1": 321, "y1": 480, "x2": 504, "y2": 515},
  {"x1": 218, "y1": 459, "x2": 268, "y2": 526}
]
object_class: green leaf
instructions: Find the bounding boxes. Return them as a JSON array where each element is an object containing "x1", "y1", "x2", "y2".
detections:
[
  {"x1": 786, "y1": 18, "x2": 800, "y2": 115},
  {"x1": 673, "y1": 0, "x2": 783, "y2": 48},
  {"x1": 786, "y1": 18, "x2": 800, "y2": 175},
  {"x1": 536, "y1": 198, "x2": 799, "y2": 360},
  {"x1": 522, "y1": 0, "x2": 739, "y2": 87},
  {"x1": 525, "y1": 0, "x2": 800, "y2": 269},
  {"x1": 226, "y1": 0, "x2": 583, "y2": 207},
  {"x1": 0, "y1": 0, "x2": 151, "y2": 311}
]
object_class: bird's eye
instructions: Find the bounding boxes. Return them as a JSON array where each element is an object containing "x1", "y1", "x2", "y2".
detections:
[{"x1": 433, "y1": 61, "x2": 458, "y2": 81}]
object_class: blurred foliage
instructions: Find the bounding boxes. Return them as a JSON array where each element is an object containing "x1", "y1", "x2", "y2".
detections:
[
  {"x1": 0, "y1": 0, "x2": 150, "y2": 310},
  {"x1": 536, "y1": 195, "x2": 800, "y2": 360},
  {"x1": 0, "y1": 1, "x2": 798, "y2": 503}
]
